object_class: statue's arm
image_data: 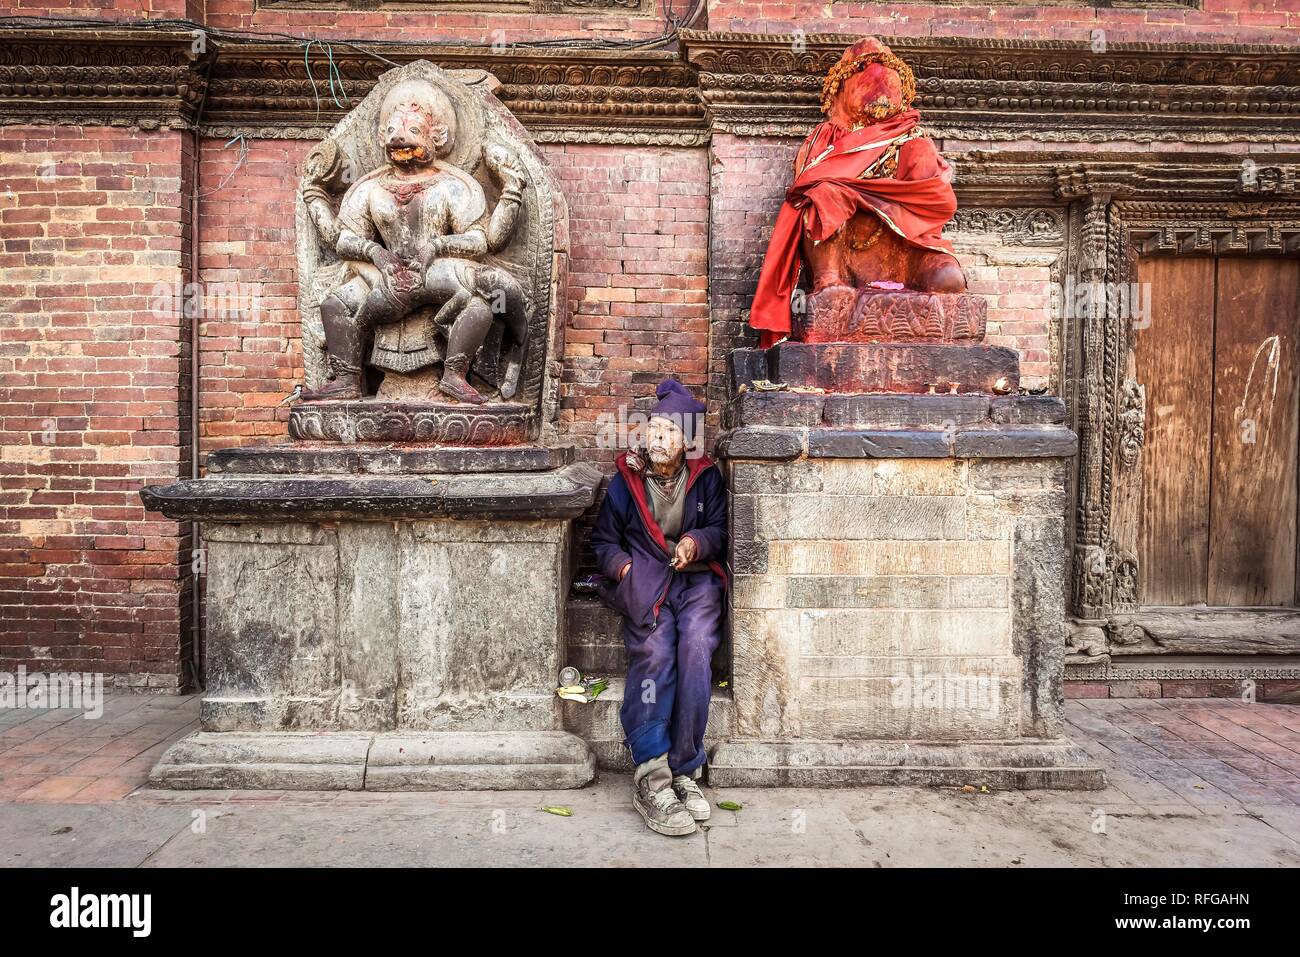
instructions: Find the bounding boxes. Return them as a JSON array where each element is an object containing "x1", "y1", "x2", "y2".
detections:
[
  {"x1": 899, "y1": 137, "x2": 951, "y2": 183},
  {"x1": 483, "y1": 143, "x2": 527, "y2": 253},
  {"x1": 334, "y1": 184, "x2": 388, "y2": 265}
]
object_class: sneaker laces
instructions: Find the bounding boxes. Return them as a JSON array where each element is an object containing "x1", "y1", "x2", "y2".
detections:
[
  {"x1": 649, "y1": 785, "x2": 684, "y2": 814},
  {"x1": 673, "y1": 775, "x2": 704, "y2": 801}
]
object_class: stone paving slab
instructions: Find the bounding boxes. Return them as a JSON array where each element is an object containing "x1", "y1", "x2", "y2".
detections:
[{"x1": 0, "y1": 694, "x2": 1297, "y2": 866}]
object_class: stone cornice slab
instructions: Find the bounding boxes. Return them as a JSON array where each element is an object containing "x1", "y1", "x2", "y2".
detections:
[
  {"x1": 5, "y1": 26, "x2": 1300, "y2": 144},
  {"x1": 0, "y1": 25, "x2": 707, "y2": 144},
  {"x1": 0, "y1": 25, "x2": 205, "y2": 129},
  {"x1": 680, "y1": 29, "x2": 1300, "y2": 143}
]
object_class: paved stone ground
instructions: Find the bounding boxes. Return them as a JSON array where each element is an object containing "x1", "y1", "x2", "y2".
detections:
[{"x1": 1, "y1": 694, "x2": 1298, "y2": 866}]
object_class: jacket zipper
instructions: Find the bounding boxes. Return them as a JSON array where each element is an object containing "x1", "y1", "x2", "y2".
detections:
[{"x1": 651, "y1": 564, "x2": 674, "y2": 630}]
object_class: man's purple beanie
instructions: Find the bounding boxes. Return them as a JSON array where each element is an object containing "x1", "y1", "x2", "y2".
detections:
[
  {"x1": 650, "y1": 379, "x2": 706, "y2": 418},
  {"x1": 649, "y1": 379, "x2": 706, "y2": 440}
]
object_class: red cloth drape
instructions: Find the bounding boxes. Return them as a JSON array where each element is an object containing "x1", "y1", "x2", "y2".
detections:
[{"x1": 749, "y1": 110, "x2": 960, "y2": 348}]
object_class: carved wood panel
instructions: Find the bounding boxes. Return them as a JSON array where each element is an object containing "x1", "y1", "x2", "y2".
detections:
[{"x1": 1064, "y1": 170, "x2": 1300, "y2": 619}]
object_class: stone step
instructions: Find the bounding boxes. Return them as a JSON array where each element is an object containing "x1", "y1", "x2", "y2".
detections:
[
  {"x1": 710, "y1": 739, "x2": 1105, "y2": 790},
  {"x1": 565, "y1": 594, "x2": 627, "y2": 673},
  {"x1": 561, "y1": 676, "x2": 734, "y2": 772}
]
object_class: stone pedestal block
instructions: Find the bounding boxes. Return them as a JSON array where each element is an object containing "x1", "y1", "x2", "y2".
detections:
[
  {"x1": 714, "y1": 395, "x2": 1102, "y2": 789},
  {"x1": 796, "y1": 285, "x2": 987, "y2": 344},
  {"x1": 766, "y1": 341, "x2": 1020, "y2": 395},
  {"x1": 141, "y1": 460, "x2": 601, "y2": 790}
]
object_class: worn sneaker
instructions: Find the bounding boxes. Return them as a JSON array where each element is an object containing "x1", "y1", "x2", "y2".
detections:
[
  {"x1": 632, "y1": 753, "x2": 697, "y2": 837},
  {"x1": 672, "y1": 774, "x2": 711, "y2": 821}
]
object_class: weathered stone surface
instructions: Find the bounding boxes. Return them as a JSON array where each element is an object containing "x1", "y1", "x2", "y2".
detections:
[
  {"x1": 155, "y1": 505, "x2": 596, "y2": 789},
  {"x1": 140, "y1": 463, "x2": 602, "y2": 522},
  {"x1": 715, "y1": 427, "x2": 804, "y2": 461},
  {"x1": 823, "y1": 393, "x2": 991, "y2": 428},
  {"x1": 725, "y1": 390, "x2": 825, "y2": 428},
  {"x1": 202, "y1": 534, "x2": 339, "y2": 732},
  {"x1": 768, "y1": 539, "x2": 1010, "y2": 577},
  {"x1": 954, "y1": 427, "x2": 1078, "y2": 458},
  {"x1": 714, "y1": 453, "x2": 1098, "y2": 788},
  {"x1": 565, "y1": 597, "x2": 626, "y2": 673},
  {"x1": 799, "y1": 675, "x2": 1021, "y2": 739},
  {"x1": 709, "y1": 740, "x2": 1104, "y2": 789},
  {"x1": 806, "y1": 428, "x2": 953, "y2": 459},
  {"x1": 727, "y1": 346, "x2": 767, "y2": 394},
  {"x1": 799, "y1": 609, "x2": 1014, "y2": 658},
  {"x1": 990, "y1": 395, "x2": 1068, "y2": 425},
  {"x1": 365, "y1": 732, "x2": 595, "y2": 790},
  {"x1": 150, "y1": 732, "x2": 372, "y2": 790},
  {"x1": 766, "y1": 341, "x2": 1020, "y2": 395},
  {"x1": 150, "y1": 730, "x2": 596, "y2": 790},
  {"x1": 755, "y1": 494, "x2": 969, "y2": 541},
  {"x1": 724, "y1": 392, "x2": 1076, "y2": 447},
  {"x1": 719, "y1": 425, "x2": 1078, "y2": 461},
  {"x1": 396, "y1": 524, "x2": 564, "y2": 731},
  {"x1": 208, "y1": 444, "x2": 569, "y2": 476}
]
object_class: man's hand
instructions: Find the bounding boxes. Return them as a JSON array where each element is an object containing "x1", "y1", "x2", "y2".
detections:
[
  {"x1": 672, "y1": 536, "x2": 698, "y2": 570},
  {"x1": 619, "y1": 561, "x2": 631, "y2": 581}
]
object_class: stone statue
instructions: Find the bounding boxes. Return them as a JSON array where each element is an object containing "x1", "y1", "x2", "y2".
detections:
[{"x1": 295, "y1": 61, "x2": 565, "y2": 429}]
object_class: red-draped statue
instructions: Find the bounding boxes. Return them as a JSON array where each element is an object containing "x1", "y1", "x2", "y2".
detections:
[{"x1": 745, "y1": 38, "x2": 1017, "y2": 395}]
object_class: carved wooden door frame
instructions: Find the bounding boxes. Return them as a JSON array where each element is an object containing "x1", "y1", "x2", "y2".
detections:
[{"x1": 1061, "y1": 163, "x2": 1300, "y2": 649}]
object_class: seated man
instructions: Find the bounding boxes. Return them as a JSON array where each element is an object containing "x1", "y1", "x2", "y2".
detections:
[{"x1": 590, "y1": 380, "x2": 729, "y2": 837}]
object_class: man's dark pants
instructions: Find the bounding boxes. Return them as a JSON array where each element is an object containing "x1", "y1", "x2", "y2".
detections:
[{"x1": 620, "y1": 569, "x2": 725, "y2": 777}]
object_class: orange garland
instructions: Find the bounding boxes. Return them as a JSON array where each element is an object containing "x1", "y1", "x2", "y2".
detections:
[{"x1": 820, "y1": 50, "x2": 917, "y2": 120}]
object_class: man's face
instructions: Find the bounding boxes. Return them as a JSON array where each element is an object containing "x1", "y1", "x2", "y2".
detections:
[{"x1": 646, "y1": 416, "x2": 685, "y2": 466}]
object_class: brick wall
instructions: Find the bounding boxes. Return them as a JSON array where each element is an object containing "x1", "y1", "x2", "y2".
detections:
[
  {"x1": 201, "y1": 2, "x2": 672, "y2": 42},
  {"x1": 547, "y1": 143, "x2": 711, "y2": 464},
  {"x1": 706, "y1": 135, "x2": 798, "y2": 412},
  {"x1": 710, "y1": 0, "x2": 1299, "y2": 44},
  {"x1": 196, "y1": 138, "x2": 306, "y2": 459},
  {"x1": 13, "y1": 0, "x2": 1293, "y2": 43},
  {"x1": 0, "y1": 127, "x2": 193, "y2": 690}
]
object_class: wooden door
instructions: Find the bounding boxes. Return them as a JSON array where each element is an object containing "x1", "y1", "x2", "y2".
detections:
[{"x1": 1134, "y1": 256, "x2": 1300, "y2": 607}]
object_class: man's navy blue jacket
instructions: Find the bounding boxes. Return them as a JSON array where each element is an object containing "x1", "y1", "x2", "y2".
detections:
[{"x1": 590, "y1": 451, "x2": 729, "y2": 627}]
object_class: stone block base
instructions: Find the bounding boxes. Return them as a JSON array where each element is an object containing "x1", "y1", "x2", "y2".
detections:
[
  {"x1": 797, "y1": 284, "x2": 987, "y2": 343},
  {"x1": 766, "y1": 341, "x2": 1020, "y2": 395},
  {"x1": 150, "y1": 730, "x2": 596, "y2": 791},
  {"x1": 718, "y1": 393, "x2": 1094, "y2": 790},
  {"x1": 708, "y1": 740, "x2": 1103, "y2": 789}
]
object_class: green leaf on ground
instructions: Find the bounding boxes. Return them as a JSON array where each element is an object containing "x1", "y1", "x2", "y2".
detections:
[
  {"x1": 717, "y1": 800, "x2": 743, "y2": 811},
  {"x1": 540, "y1": 806, "x2": 573, "y2": 817}
]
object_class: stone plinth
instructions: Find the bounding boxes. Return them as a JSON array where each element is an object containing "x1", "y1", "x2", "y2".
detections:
[
  {"x1": 140, "y1": 456, "x2": 600, "y2": 790},
  {"x1": 288, "y1": 400, "x2": 535, "y2": 445},
  {"x1": 762, "y1": 341, "x2": 1020, "y2": 396},
  {"x1": 796, "y1": 285, "x2": 987, "y2": 343},
  {"x1": 713, "y1": 390, "x2": 1103, "y2": 789}
]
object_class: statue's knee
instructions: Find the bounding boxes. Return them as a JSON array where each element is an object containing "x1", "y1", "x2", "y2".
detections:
[
  {"x1": 319, "y1": 293, "x2": 350, "y2": 323},
  {"x1": 917, "y1": 258, "x2": 967, "y2": 294}
]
